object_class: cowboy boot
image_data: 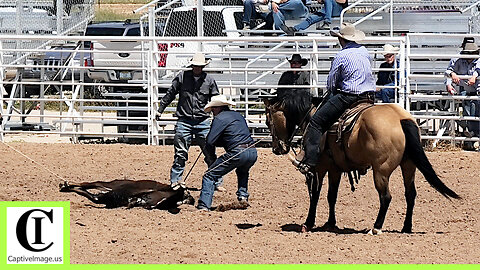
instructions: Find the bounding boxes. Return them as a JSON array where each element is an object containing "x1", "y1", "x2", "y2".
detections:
[{"x1": 297, "y1": 127, "x2": 322, "y2": 175}]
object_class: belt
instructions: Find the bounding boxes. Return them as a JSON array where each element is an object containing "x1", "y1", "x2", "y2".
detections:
[
  {"x1": 236, "y1": 143, "x2": 254, "y2": 149},
  {"x1": 339, "y1": 91, "x2": 375, "y2": 100}
]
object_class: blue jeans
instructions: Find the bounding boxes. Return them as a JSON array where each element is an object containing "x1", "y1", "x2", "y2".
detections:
[
  {"x1": 461, "y1": 91, "x2": 480, "y2": 136},
  {"x1": 272, "y1": 0, "x2": 308, "y2": 30},
  {"x1": 198, "y1": 147, "x2": 258, "y2": 209},
  {"x1": 243, "y1": 0, "x2": 273, "y2": 28},
  {"x1": 170, "y1": 117, "x2": 222, "y2": 187},
  {"x1": 294, "y1": 0, "x2": 343, "y2": 31},
  {"x1": 375, "y1": 82, "x2": 396, "y2": 103}
]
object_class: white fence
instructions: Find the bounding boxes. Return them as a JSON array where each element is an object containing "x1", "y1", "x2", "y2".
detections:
[{"x1": 0, "y1": 33, "x2": 479, "y2": 147}]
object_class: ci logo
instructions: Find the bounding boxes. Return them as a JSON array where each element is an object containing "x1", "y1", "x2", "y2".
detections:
[{"x1": 15, "y1": 209, "x2": 54, "y2": 252}]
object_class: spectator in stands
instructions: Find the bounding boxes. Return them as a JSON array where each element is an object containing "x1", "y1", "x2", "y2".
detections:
[
  {"x1": 281, "y1": 0, "x2": 348, "y2": 35},
  {"x1": 277, "y1": 54, "x2": 310, "y2": 96},
  {"x1": 375, "y1": 44, "x2": 400, "y2": 103},
  {"x1": 445, "y1": 42, "x2": 480, "y2": 147},
  {"x1": 197, "y1": 95, "x2": 258, "y2": 211},
  {"x1": 271, "y1": 0, "x2": 309, "y2": 32},
  {"x1": 156, "y1": 53, "x2": 225, "y2": 191},
  {"x1": 242, "y1": 0, "x2": 274, "y2": 31}
]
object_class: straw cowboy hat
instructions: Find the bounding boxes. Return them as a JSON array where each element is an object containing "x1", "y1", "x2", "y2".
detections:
[
  {"x1": 204, "y1": 95, "x2": 236, "y2": 112},
  {"x1": 330, "y1": 22, "x2": 365, "y2": 42},
  {"x1": 461, "y1": 42, "x2": 479, "y2": 54},
  {"x1": 287, "y1": 54, "x2": 308, "y2": 66},
  {"x1": 188, "y1": 52, "x2": 210, "y2": 66},
  {"x1": 382, "y1": 44, "x2": 399, "y2": 56}
]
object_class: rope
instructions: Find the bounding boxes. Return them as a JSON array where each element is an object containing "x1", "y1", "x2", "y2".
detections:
[
  {"x1": 0, "y1": 141, "x2": 68, "y2": 182},
  {"x1": 203, "y1": 136, "x2": 269, "y2": 175}
]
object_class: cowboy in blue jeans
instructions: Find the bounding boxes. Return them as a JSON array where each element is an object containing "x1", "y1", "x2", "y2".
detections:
[
  {"x1": 197, "y1": 95, "x2": 258, "y2": 211},
  {"x1": 282, "y1": 0, "x2": 346, "y2": 35},
  {"x1": 157, "y1": 53, "x2": 224, "y2": 191}
]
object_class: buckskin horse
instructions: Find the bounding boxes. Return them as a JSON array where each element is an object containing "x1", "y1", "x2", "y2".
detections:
[{"x1": 263, "y1": 89, "x2": 460, "y2": 234}]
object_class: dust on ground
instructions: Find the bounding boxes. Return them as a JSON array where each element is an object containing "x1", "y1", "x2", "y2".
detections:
[{"x1": 1, "y1": 142, "x2": 479, "y2": 263}]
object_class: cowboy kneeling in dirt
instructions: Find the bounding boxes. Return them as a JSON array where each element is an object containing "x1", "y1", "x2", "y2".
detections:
[{"x1": 196, "y1": 95, "x2": 258, "y2": 211}]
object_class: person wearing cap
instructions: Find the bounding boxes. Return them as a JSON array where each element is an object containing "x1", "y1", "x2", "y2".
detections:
[
  {"x1": 197, "y1": 95, "x2": 258, "y2": 211},
  {"x1": 271, "y1": 0, "x2": 308, "y2": 33},
  {"x1": 375, "y1": 44, "x2": 400, "y2": 103},
  {"x1": 282, "y1": 0, "x2": 347, "y2": 35},
  {"x1": 444, "y1": 42, "x2": 480, "y2": 146},
  {"x1": 277, "y1": 54, "x2": 310, "y2": 96},
  {"x1": 295, "y1": 22, "x2": 376, "y2": 175},
  {"x1": 157, "y1": 52, "x2": 225, "y2": 191}
]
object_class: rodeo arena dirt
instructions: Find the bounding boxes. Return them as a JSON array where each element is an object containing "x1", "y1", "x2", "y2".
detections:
[
  {"x1": 2, "y1": 0, "x2": 480, "y2": 266},
  {"x1": 0, "y1": 141, "x2": 479, "y2": 264}
]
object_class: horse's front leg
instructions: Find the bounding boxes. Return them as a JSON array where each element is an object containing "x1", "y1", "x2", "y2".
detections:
[{"x1": 303, "y1": 166, "x2": 327, "y2": 232}]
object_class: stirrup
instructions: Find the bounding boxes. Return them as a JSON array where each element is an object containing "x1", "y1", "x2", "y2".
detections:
[{"x1": 297, "y1": 162, "x2": 314, "y2": 177}]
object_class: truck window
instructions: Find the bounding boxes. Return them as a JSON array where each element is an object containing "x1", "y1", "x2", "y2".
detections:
[
  {"x1": 85, "y1": 27, "x2": 125, "y2": 36},
  {"x1": 126, "y1": 27, "x2": 141, "y2": 36},
  {"x1": 164, "y1": 10, "x2": 227, "y2": 37}
]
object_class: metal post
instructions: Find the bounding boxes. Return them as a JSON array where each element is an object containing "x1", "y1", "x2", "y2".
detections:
[
  {"x1": 57, "y1": 0, "x2": 64, "y2": 35},
  {"x1": 197, "y1": 0, "x2": 204, "y2": 51},
  {"x1": 15, "y1": 0, "x2": 23, "y2": 61},
  {"x1": 40, "y1": 55, "x2": 45, "y2": 123},
  {"x1": 390, "y1": 0, "x2": 393, "y2": 37},
  {"x1": 399, "y1": 39, "x2": 406, "y2": 107},
  {"x1": 312, "y1": 39, "x2": 319, "y2": 97},
  {"x1": 405, "y1": 35, "x2": 411, "y2": 112},
  {"x1": 148, "y1": 7, "x2": 156, "y2": 145}
]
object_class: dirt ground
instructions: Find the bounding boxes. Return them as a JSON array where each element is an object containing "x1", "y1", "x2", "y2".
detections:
[{"x1": 1, "y1": 142, "x2": 479, "y2": 264}]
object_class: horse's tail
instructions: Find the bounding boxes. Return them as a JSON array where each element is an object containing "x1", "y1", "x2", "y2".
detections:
[{"x1": 401, "y1": 119, "x2": 461, "y2": 199}]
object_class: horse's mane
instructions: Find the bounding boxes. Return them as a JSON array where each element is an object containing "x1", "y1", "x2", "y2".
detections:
[{"x1": 276, "y1": 89, "x2": 313, "y2": 125}]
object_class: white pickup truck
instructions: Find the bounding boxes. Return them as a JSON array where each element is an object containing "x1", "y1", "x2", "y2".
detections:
[{"x1": 86, "y1": 21, "x2": 145, "y2": 84}]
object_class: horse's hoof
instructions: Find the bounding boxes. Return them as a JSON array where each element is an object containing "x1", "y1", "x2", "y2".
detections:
[
  {"x1": 367, "y1": 228, "x2": 382, "y2": 235},
  {"x1": 401, "y1": 227, "x2": 412, "y2": 233},
  {"x1": 301, "y1": 224, "x2": 312, "y2": 233},
  {"x1": 59, "y1": 181, "x2": 69, "y2": 191}
]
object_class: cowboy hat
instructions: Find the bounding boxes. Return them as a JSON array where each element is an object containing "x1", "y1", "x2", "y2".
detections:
[
  {"x1": 204, "y1": 95, "x2": 236, "y2": 112},
  {"x1": 330, "y1": 22, "x2": 365, "y2": 42},
  {"x1": 382, "y1": 44, "x2": 399, "y2": 56},
  {"x1": 461, "y1": 43, "x2": 479, "y2": 54},
  {"x1": 287, "y1": 54, "x2": 308, "y2": 66},
  {"x1": 188, "y1": 52, "x2": 210, "y2": 66}
]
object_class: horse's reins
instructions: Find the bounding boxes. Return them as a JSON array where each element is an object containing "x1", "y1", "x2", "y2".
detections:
[{"x1": 282, "y1": 90, "x2": 331, "y2": 155}]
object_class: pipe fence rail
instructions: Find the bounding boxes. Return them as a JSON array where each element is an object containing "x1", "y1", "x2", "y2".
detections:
[{"x1": 0, "y1": 33, "x2": 479, "y2": 148}]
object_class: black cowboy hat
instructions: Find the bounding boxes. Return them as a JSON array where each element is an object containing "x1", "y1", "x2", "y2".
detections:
[{"x1": 287, "y1": 54, "x2": 308, "y2": 66}]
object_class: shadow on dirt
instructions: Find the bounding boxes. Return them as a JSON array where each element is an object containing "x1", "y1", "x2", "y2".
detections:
[
  {"x1": 236, "y1": 223, "x2": 262, "y2": 230},
  {"x1": 281, "y1": 223, "x2": 367, "y2": 234}
]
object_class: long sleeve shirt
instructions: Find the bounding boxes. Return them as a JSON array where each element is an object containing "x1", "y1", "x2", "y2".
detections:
[
  {"x1": 206, "y1": 110, "x2": 254, "y2": 153},
  {"x1": 327, "y1": 42, "x2": 376, "y2": 95},
  {"x1": 376, "y1": 59, "x2": 399, "y2": 86},
  {"x1": 158, "y1": 70, "x2": 219, "y2": 120},
  {"x1": 445, "y1": 58, "x2": 480, "y2": 93}
]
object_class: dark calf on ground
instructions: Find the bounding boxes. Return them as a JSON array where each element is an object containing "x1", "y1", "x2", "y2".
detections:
[{"x1": 59, "y1": 180, "x2": 194, "y2": 209}]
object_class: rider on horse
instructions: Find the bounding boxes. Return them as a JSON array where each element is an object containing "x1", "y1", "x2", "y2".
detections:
[{"x1": 297, "y1": 23, "x2": 376, "y2": 175}]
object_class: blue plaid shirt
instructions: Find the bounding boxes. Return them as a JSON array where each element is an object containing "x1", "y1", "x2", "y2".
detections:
[{"x1": 327, "y1": 42, "x2": 376, "y2": 95}]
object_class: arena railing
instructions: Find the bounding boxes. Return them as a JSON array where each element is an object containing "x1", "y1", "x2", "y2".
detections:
[
  {"x1": 4, "y1": 33, "x2": 476, "y2": 148},
  {"x1": 405, "y1": 33, "x2": 480, "y2": 148}
]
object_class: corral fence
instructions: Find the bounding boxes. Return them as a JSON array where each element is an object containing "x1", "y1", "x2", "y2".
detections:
[{"x1": 1, "y1": 32, "x2": 479, "y2": 147}]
